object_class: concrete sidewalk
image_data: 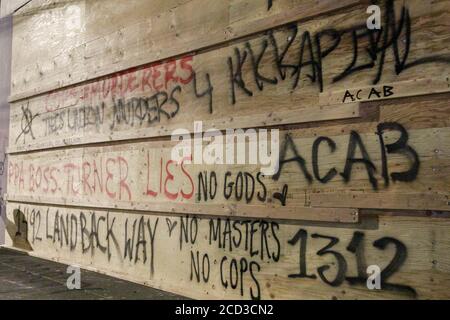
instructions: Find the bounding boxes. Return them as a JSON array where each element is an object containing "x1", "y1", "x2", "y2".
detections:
[{"x1": 0, "y1": 248, "x2": 187, "y2": 300}]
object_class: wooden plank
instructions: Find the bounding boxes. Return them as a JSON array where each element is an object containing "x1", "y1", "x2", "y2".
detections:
[
  {"x1": 4, "y1": 195, "x2": 360, "y2": 223},
  {"x1": 8, "y1": 78, "x2": 360, "y2": 151},
  {"x1": 319, "y1": 77, "x2": 450, "y2": 106},
  {"x1": 5, "y1": 202, "x2": 450, "y2": 300},
  {"x1": 6, "y1": 0, "x2": 450, "y2": 300},
  {"x1": 9, "y1": 0, "x2": 450, "y2": 153},
  {"x1": 311, "y1": 193, "x2": 450, "y2": 211},
  {"x1": 6, "y1": 99, "x2": 450, "y2": 216},
  {"x1": 9, "y1": 0, "x2": 360, "y2": 101}
]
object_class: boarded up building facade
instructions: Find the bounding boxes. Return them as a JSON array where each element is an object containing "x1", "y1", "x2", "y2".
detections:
[{"x1": 3, "y1": 0, "x2": 450, "y2": 299}]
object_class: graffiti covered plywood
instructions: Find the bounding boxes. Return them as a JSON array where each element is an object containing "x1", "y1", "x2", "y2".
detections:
[
  {"x1": 7, "y1": 96, "x2": 450, "y2": 218},
  {"x1": 10, "y1": 0, "x2": 359, "y2": 101},
  {"x1": 5, "y1": 0, "x2": 450, "y2": 300},
  {"x1": 5, "y1": 203, "x2": 450, "y2": 300},
  {"x1": 9, "y1": 0, "x2": 450, "y2": 153}
]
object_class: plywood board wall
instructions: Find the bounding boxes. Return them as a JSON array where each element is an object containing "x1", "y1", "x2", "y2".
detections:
[
  {"x1": 5, "y1": 0, "x2": 450, "y2": 299},
  {"x1": 5, "y1": 203, "x2": 450, "y2": 300}
]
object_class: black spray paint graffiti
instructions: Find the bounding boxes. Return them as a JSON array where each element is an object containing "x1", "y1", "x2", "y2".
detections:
[
  {"x1": 42, "y1": 103, "x2": 105, "y2": 137},
  {"x1": 15, "y1": 207, "x2": 159, "y2": 276},
  {"x1": 16, "y1": 85, "x2": 184, "y2": 143},
  {"x1": 123, "y1": 216, "x2": 159, "y2": 275},
  {"x1": 273, "y1": 121, "x2": 420, "y2": 193},
  {"x1": 273, "y1": 184, "x2": 288, "y2": 206},
  {"x1": 193, "y1": 122, "x2": 419, "y2": 209},
  {"x1": 228, "y1": 0, "x2": 450, "y2": 104},
  {"x1": 13, "y1": 208, "x2": 419, "y2": 300},
  {"x1": 334, "y1": 0, "x2": 450, "y2": 85},
  {"x1": 181, "y1": 215, "x2": 417, "y2": 300},
  {"x1": 342, "y1": 85, "x2": 394, "y2": 103},
  {"x1": 196, "y1": 170, "x2": 288, "y2": 207},
  {"x1": 288, "y1": 228, "x2": 417, "y2": 298},
  {"x1": 110, "y1": 86, "x2": 181, "y2": 130},
  {"x1": 19, "y1": 73, "x2": 212, "y2": 142},
  {"x1": 16, "y1": 103, "x2": 39, "y2": 144},
  {"x1": 182, "y1": 215, "x2": 280, "y2": 300},
  {"x1": 13, "y1": 207, "x2": 28, "y2": 238},
  {"x1": 15, "y1": 0, "x2": 450, "y2": 145},
  {"x1": 197, "y1": 171, "x2": 267, "y2": 204},
  {"x1": 166, "y1": 218, "x2": 178, "y2": 237},
  {"x1": 193, "y1": 72, "x2": 214, "y2": 114},
  {"x1": 207, "y1": 217, "x2": 281, "y2": 262}
]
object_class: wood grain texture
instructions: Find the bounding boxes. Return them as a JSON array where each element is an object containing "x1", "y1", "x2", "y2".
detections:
[
  {"x1": 6, "y1": 0, "x2": 450, "y2": 299},
  {"x1": 6, "y1": 97, "x2": 450, "y2": 216},
  {"x1": 9, "y1": 0, "x2": 450, "y2": 153},
  {"x1": 5, "y1": 202, "x2": 450, "y2": 300},
  {"x1": 10, "y1": 0, "x2": 360, "y2": 101}
]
